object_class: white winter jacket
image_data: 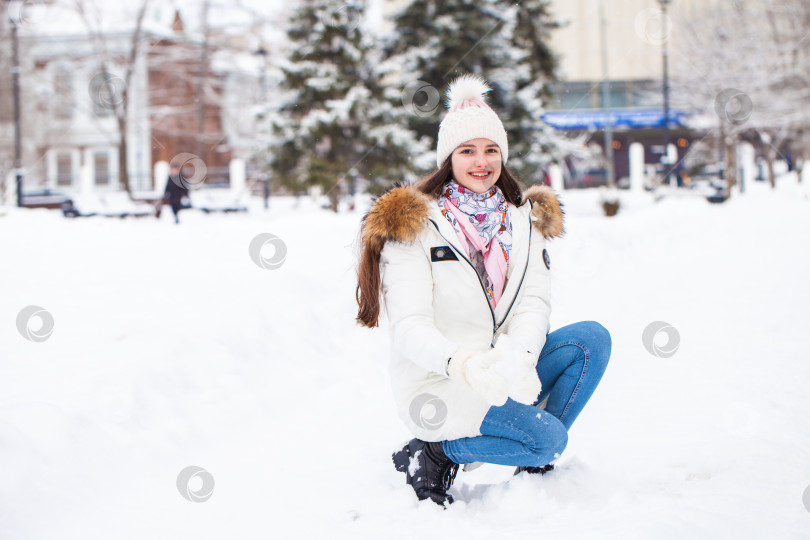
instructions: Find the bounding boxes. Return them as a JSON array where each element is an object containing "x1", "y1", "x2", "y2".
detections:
[{"x1": 364, "y1": 184, "x2": 563, "y2": 441}]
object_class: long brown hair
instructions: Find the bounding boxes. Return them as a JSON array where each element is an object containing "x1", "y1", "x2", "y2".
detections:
[{"x1": 355, "y1": 158, "x2": 524, "y2": 328}]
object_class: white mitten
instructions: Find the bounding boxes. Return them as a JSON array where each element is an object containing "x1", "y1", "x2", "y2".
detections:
[
  {"x1": 447, "y1": 348, "x2": 510, "y2": 406},
  {"x1": 492, "y1": 334, "x2": 542, "y2": 405},
  {"x1": 509, "y1": 350, "x2": 542, "y2": 405}
]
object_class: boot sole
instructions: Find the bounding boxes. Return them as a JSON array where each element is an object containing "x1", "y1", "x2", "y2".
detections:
[
  {"x1": 392, "y1": 444, "x2": 411, "y2": 474},
  {"x1": 514, "y1": 464, "x2": 554, "y2": 476}
]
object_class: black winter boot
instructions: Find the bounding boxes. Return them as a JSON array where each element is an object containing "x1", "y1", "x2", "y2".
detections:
[
  {"x1": 392, "y1": 438, "x2": 459, "y2": 507},
  {"x1": 514, "y1": 463, "x2": 555, "y2": 476}
]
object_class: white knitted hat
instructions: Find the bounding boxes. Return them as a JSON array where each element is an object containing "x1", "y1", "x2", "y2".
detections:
[{"x1": 435, "y1": 74, "x2": 509, "y2": 167}]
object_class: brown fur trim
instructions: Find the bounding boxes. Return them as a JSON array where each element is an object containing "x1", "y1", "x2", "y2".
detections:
[
  {"x1": 356, "y1": 185, "x2": 432, "y2": 327},
  {"x1": 523, "y1": 185, "x2": 564, "y2": 239},
  {"x1": 362, "y1": 185, "x2": 432, "y2": 247}
]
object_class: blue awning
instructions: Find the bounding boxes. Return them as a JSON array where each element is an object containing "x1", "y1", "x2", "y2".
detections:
[{"x1": 541, "y1": 108, "x2": 687, "y2": 130}]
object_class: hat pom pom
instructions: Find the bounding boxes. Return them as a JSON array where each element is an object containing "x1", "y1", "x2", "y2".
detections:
[{"x1": 446, "y1": 74, "x2": 491, "y2": 110}]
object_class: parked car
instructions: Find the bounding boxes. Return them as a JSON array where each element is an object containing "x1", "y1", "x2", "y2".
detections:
[
  {"x1": 568, "y1": 167, "x2": 608, "y2": 189},
  {"x1": 192, "y1": 187, "x2": 248, "y2": 213},
  {"x1": 21, "y1": 188, "x2": 71, "y2": 209},
  {"x1": 581, "y1": 168, "x2": 608, "y2": 187},
  {"x1": 690, "y1": 163, "x2": 725, "y2": 186},
  {"x1": 62, "y1": 192, "x2": 154, "y2": 218},
  {"x1": 689, "y1": 164, "x2": 727, "y2": 202}
]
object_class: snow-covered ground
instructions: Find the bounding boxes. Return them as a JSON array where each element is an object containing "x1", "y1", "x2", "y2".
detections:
[{"x1": 2, "y1": 175, "x2": 809, "y2": 539}]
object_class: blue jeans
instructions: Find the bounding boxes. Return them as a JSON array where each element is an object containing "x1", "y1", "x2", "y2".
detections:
[{"x1": 442, "y1": 321, "x2": 611, "y2": 467}]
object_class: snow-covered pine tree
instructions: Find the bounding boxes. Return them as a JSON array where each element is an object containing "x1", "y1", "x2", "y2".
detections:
[
  {"x1": 379, "y1": 0, "x2": 573, "y2": 182},
  {"x1": 359, "y1": 86, "x2": 434, "y2": 193},
  {"x1": 270, "y1": 0, "x2": 372, "y2": 206},
  {"x1": 269, "y1": 0, "x2": 423, "y2": 203},
  {"x1": 379, "y1": 0, "x2": 509, "y2": 148}
]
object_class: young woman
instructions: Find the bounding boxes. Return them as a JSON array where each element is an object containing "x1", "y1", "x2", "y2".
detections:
[{"x1": 356, "y1": 75, "x2": 611, "y2": 507}]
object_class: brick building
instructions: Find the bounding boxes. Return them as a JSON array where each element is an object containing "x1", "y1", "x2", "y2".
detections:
[{"x1": 0, "y1": 10, "x2": 246, "y2": 201}]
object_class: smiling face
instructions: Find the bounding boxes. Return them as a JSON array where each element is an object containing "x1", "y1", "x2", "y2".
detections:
[{"x1": 450, "y1": 138, "x2": 503, "y2": 193}]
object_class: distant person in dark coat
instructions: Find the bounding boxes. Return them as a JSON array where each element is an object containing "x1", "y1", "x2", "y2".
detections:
[{"x1": 163, "y1": 164, "x2": 190, "y2": 224}]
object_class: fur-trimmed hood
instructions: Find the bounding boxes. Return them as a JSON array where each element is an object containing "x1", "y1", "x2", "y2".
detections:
[{"x1": 361, "y1": 184, "x2": 564, "y2": 250}]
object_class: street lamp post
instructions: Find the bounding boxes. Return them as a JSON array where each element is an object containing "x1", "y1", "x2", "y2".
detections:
[
  {"x1": 599, "y1": 0, "x2": 616, "y2": 189},
  {"x1": 659, "y1": 0, "x2": 674, "y2": 188}
]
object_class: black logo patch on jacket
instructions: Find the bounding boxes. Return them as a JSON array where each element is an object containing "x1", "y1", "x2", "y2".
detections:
[
  {"x1": 431, "y1": 246, "x2": 459, "y2": 262},
  {"x1": 542, "y1": 249, "x2": 551, "y2": 270}
]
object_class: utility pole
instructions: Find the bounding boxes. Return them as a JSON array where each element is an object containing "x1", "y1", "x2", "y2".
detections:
[
  {"x1": 599, "y1": 0, "x2": 615, "y2": 188},
  {"x1": 7, "y1": 0, "x2": 24, "y2": 206},
  {"x1": 196, "y1": 0, "x2": 210, "y2": 163}
]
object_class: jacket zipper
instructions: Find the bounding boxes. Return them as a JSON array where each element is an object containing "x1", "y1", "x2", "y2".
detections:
[
  {"x1": 428, "y1": 209, "x2": 533, "y2": 345},
  {"x1": 428, "y1": 219, "x2": 496, "y2": 332},
  {"x1": 493, "y1": 215, "x2": 532, "y2": 339}
]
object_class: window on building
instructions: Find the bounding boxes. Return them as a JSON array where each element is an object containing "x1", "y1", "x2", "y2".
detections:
[
  {"x1": 54, "y1": 67, "x2": 74, "y2": 119},
  {"x1": 547, "y1": 81, "x2": 599, "y2": 110},
  {"x1": 547, "y1": 80, "x2": 660, "y2": 110},
  {"x1": 94, "y1": 151, "x2": 110, "y2": 186},
  {"x1": 56, "y1": 152, "x2": 72, "y2": 187},
  {"x1": 89, "y1": 70, "x2": 117, "y2": 117}
]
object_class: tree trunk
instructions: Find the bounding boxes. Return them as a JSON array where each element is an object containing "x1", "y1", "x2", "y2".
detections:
[
  {"x1": 120, "y1": 1, "x2": 150, "y2": 197},
  {"x1": 117, "y1": 97, "x2": 130, "y2": 195},
  {"x1": 765, "y1": 144, "x2": 776, "y2": 190},
  {"x1": 796, "y1": 141, "x2": 807, "y2": 184},
  {"x1": 724, "y1": 138, "x2": 737, "y2": 201},
  {"x1": 328, "y1": 186, "x2": 339, "y2": 213},
  {"x1": 75, "y1": 1, "x2": 150, "y2": 198}
]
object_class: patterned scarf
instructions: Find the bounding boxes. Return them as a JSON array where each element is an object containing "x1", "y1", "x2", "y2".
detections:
[{"x1": 438, "y1": 180, "x2": 513, "y2": 307}]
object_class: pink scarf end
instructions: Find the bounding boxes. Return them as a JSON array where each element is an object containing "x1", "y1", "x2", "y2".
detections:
[{"x1": 443, "y1": 200, "x2": 507, "y2": 306}]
